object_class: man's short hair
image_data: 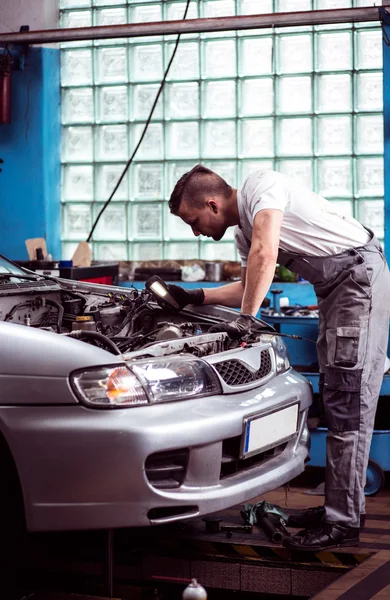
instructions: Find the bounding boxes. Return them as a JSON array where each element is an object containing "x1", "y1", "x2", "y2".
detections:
[{"x1": 169, "y1": 164, "x2": 232, "y2": 215}]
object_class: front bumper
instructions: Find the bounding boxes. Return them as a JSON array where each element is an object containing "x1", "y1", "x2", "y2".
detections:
[{"x1": 1, "y1": 369, "x2": 312, "y2": 531}]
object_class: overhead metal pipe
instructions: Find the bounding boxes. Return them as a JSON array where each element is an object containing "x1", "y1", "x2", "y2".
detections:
[{"x1": 0, "y1": 7, "x2": 380, "y2": 46}]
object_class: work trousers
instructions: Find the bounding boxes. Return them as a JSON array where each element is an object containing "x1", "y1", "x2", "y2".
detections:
[{"x1": 278, "y1": 234, "x2": 390, "y2": 527}]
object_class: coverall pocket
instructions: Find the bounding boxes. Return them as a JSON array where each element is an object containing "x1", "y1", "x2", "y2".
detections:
[
  {"x1": 334, "y1": 326, "x2": 360, "y2": 367},
  {"x1": 350, "y1": 268, "x2": 372, "y2": 300},
  {"x1": 323, "y1": 367, "x2": 362, "y2": 432},
  {"x1": 326, "y1": 324, "x2": 367, "y2": 369}
]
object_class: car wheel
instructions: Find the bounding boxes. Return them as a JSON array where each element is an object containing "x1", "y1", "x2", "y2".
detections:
[{"x1": 0, "y1": 442, "x2": 26, "y2": 599}]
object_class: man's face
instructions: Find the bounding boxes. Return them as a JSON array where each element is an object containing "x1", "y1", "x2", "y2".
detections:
[{"x1": 177, "y1": 197, "x2": 227, "y2": 241}]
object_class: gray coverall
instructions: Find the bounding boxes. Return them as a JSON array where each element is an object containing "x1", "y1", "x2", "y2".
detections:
[{"x1": 278, "y1": 231, "x2": 390, "y2": 527}]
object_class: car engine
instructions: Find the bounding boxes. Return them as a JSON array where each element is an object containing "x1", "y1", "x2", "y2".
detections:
[{"x1": 0, "y1": 276, "x2": 271, "y2": 358}]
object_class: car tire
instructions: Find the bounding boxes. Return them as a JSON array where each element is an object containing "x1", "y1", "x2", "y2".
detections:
[{"x1": 0, "y1": 441, "x2": 26, "y2": 599}]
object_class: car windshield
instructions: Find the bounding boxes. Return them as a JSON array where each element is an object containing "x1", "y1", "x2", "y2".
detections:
[{"x1": 0, "y1": 255, "x2": 38, "y2": 278}]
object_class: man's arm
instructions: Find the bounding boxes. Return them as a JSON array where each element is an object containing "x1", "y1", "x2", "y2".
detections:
[
  {"x1": 241, "y1": 209, "x2": 283, "y2": 316},
  {"x1": 203, "y1": 267, "x2": 246, "y2": 308}
]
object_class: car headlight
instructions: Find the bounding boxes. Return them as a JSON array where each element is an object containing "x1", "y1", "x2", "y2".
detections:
[
  {"x1": 130, "y1": 357, "x2": 221, "y2": 404},
  {"x1": 71, "y1": 365, "x2": 148, "y2": 408},
  {"x1": 271, "y1": 335, "x2": 290, "y2": 374},
  {"x1": 262, "y1": 334, "x2": 290, "y2": 374},
  {"x1": 70, "y1": 357, "x2": 221, "y2": 408}
]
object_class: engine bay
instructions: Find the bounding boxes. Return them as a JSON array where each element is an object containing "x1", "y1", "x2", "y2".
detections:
[{"x1": 0, "y1": 275, "x2": 270, "y2": 358}]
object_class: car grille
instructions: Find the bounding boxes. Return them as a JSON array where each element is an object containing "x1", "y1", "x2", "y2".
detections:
[
  {"x1": 145, "y1": 449, "x2": 189, "y2": 490},
  {"x1": 220, "y1": 435, "x2": 287, "y2": 479},
  {"x1": 214, "y1": 349, "x2": 272, "y2": 386}
]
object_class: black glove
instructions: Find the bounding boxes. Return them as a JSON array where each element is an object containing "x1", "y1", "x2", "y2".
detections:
[
  {"x1": 209, "y1": 313, "x2": 258, "y2": 339},
  {"x1": 167, "y1": 284, "x2": 205, "y2": 311}
]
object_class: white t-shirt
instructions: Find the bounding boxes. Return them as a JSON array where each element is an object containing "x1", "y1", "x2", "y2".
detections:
[{"x1": 234, "y1": 170, "x2": 370, "y2": 267}]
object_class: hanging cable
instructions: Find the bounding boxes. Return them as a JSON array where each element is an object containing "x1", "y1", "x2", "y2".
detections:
[{"x1": 86, "y1": 0, "x2": 192, "y2": 243}]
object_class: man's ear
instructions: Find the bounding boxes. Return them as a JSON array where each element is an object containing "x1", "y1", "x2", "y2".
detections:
[{"x1": 209, "y1": 200, "x2": 218, "y2": 214}]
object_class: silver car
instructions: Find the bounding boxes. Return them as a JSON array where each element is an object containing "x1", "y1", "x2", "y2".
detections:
[{"x1": 0, "y1": 256, "x2": 312, "y2": 532}]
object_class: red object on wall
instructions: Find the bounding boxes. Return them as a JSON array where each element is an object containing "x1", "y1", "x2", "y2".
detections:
[
  {"x1": 80, "y1": 276, "x2": 114, "y2": 285},
  {"x1": 0, "y1": 68, "x2": 12, "y2": 124}
]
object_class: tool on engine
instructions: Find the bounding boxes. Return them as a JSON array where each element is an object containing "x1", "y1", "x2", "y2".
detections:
[{"x1": 145, "y1": 275, "x2": 181, "y2": 311}]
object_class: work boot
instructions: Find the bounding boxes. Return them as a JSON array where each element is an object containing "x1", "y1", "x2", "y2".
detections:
[
  {"x1": 288, "y1": 506, "x2": 365, "y2": 530},
  {"x1": 283, "y1": 522, "x2": 360, "y2": 552},
  {"x1": 287, "y1": 506, "x2": 325, "y2": 529}
]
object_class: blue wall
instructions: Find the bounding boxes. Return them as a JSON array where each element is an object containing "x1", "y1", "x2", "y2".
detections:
[
  {"x1": 384, "y1": 19, "x2": 390, "y2": 258},
  {"x1": 0, "y1": 46, "x2": 61, "y2": 260}
]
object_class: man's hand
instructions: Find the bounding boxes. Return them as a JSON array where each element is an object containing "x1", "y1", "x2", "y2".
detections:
[
  {"x1": 209, "y1": 313, "x2": 259, "y2": 339},
  {"x1": 167, "y1": 284, "x2": 205, "y2": 310}
]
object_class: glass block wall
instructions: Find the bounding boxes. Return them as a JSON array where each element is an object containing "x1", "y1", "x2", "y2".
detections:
[{"x1": 60, "y1": 0, "x2": 384, "y2": 261}]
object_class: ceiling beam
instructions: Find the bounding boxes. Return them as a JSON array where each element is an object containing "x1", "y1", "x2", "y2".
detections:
[{"x1": 0, "y1": 7, "x2": 381, "y2": 45}]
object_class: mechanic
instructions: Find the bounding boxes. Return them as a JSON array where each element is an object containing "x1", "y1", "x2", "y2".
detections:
[{"x1": 166, "y1": 164, "x2": 390, "y2": 551}]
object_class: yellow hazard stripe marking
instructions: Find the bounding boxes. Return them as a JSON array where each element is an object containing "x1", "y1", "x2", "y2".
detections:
[
  {"x1": 354, "y1": 553, "x2": 372, "y2": 563},
  {"x1": 194, "y1": 541, "x2": 221, "y2": 555},
  {"x1": 315, "y1": 551, "x2": 344, "y2": 566},
  {"x1": 191, "y1": 540, "x2": 371, "y2": 567},
  {"x1": 271, "y1": 548, "x2": 292, "y2": 561},
  {"x1": 234, "y1": 545, "x2": 261, "y2": 558}
]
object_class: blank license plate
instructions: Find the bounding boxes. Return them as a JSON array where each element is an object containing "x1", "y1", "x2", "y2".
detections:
[{"x1": 241, "y1": 404, "x2": 299, "y2": 459}]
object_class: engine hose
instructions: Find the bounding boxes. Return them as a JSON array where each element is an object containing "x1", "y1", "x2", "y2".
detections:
[
  {"x1": 45, "y1": 299, "x2": 64, "y2": 333},
  {"x1": 4, "y1": 301, "x2": 31, "y2": 322},
  {"x1": 62, "y1": 330, "x2": 122, "y2": 355},
  {"x1": 126, "y1": 305, "x2": 153, "y2": 337}
]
